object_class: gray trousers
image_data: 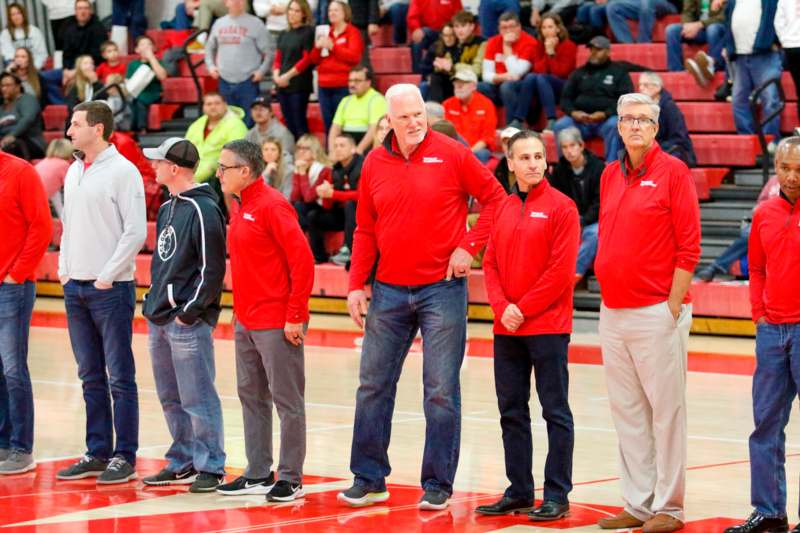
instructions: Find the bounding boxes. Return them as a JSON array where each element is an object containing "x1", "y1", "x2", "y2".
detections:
[{"x1": 234, "y1": 321, "x2": 306, "y2": 483}]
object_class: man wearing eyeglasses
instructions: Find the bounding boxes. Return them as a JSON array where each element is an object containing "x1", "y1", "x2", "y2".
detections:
[
  {"x1": 328, "y1": 65, "x2": 387, "y2": 155},
  {"x1": 593, "y1": 93, "x2": 701, "y2": 533}
]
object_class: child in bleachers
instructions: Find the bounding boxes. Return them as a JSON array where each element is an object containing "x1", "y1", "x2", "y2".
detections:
[
  {"x1": 33, "y1": 137, "x2": 74, "y2": 218},
  {"x1": 96, "y1": 41, "x2": 126, "y2": 84},
  {"x1": 124, "y1": 35, "x2": 168, "y2": 134}
]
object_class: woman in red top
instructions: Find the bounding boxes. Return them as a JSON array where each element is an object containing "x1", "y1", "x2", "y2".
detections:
[
  {"x1": 300, "y1": 0, "x2": 363, "y2": 132},
  {"x1": 513, "y1": 14, "x2": 577, "y2": 131}
]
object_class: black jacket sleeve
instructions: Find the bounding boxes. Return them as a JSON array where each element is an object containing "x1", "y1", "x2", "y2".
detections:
[
  {"x1": 178, "y1": 200, "x2": 227, "y2": 324},
  {"x1": 559, "y1": 69, "x2": 580, "y2": 115},
  {"x1": 368, "y1": 0, "x2": 380, "y2": 25},
  {"x1": 582, "y1": 154, "x2": 604, "y2": 226},
  {"x1": 608, "y1": 66, "x2": 634, "y2": 117},
  {"x1": 657, "y1": 98, "x2": 697, "y2": 167}
]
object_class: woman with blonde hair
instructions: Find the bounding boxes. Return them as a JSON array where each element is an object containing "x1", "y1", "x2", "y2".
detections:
[
  {"x1": 261, "y1": 137, "x2": 294, "y2": 199},
  {"x1": 64, "y1": 55, "x2": 103, "y2": 112},
  {"x1": 290, "y1": 133, "x2": 333, "y2": 261},
  {"x1": 7, "y1": 47, "x2": 43, "y2": 107}
]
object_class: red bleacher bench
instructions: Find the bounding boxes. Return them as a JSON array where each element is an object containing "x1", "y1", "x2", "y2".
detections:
[
  {"x1": 43, "y1": 131, "x2": 64, "y2": 144},
  {"x1": 678, "y1": 102, "x2": 798, "y2": 133},
  {"x1": 147, "y1": 103, "x2": 181, "y2": 131},
  {"x1": 609, "y1": 14, "x2": 681, "y2": 43},
  {"x1": 375, "y1": 74, "x2": 422, "y2": 95},
  {"x1": 577, "y1": 43, "x2": 705, "y2": 71},
  {"x1": 42, "y1": 105, "x2": 68, "y2": 131},
  {"x1": 178, "y1": 55, "x2": 210, "y2": 77},
  {"x1": 370, "y1": 47, "x2": 412, "y2": 74},
  {"x1": 162, "y1": 78, "x2": 200, "y2": 103},
  {"x1": 271, "y1": 102, "x2": 325, "y2": 135}
]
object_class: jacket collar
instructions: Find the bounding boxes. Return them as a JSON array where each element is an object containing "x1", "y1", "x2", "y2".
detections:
[
  {"x1": 74, "y1": 143, "x2": 119, "y2": 165},
  {"x1": 512, "y1": 178, "x2": 550, "y2": 202},
  {"x1": 240, "y1": 178, "x2": 267, "y2": 206},
  {"x1": 382, "y1": 128, "x2": 433, "y2": 160},
  {"x1": 620, "y1": 142, "x2": 661, "y2": 181}
]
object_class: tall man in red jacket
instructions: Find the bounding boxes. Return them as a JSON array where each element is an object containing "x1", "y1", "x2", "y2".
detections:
[
  {"x1": 594, "y1": 93, "x2": 701, "y2": 533},
  {"x1": 337, "y1": 84, "x2": 506, "y2": 511},
  {"x1": 724, "y1": 137, "x2": 800, "y2": 533},
  {"x1": 217, "y1": 139, "x2": 315, "y2": 503},
  {"x1": 474, "y1": 131, "x2": 579, "y2": 520},
  {"x1": 0, "y1": 152, "x2": 52, "y2": 475}
]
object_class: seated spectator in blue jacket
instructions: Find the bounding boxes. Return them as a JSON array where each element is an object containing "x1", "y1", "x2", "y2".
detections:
[
  {"x1": 161, "y1": 0, "x2": 200, "y2": 29},
  {"x1": 638, "y1": 71, "x2": 697, "y2": 167},
  {"x1": 725, "y1": 0, "x2": 782, "y2": 154}
]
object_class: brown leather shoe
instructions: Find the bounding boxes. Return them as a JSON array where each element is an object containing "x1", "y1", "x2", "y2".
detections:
[
  {"x1": 643, "y1": 513, "x2": 685, "y2": 533},
  {"x1": 597, "y1": 510, "x2": 645, "y2": 529},
  {"x1": 685, "y1": 51, "x2": 714, "y2": 87}
]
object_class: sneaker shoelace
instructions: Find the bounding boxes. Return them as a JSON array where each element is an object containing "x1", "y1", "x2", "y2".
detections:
[
  {"x1": 106, "y1": 457, "x2": 126, "y2": 472},
  {"x1": 6, "y1": 450, "x2": 22, "y2": 462},
  {"x1": 79, "y1": 454, "x2": 94, "y2": 465}
]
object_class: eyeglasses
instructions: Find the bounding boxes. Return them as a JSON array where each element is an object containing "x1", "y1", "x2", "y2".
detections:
[
  {"x1": 217, "y1": 163, "x2": 245, "y2": 173},
  {"x1": 619, "y1": 115, "x2": 656, "y2": 127}
]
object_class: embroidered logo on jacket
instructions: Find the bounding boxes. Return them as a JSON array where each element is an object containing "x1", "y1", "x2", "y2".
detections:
[
  {"x1": 640, "y1": 180, "x2": 657, "y2": 187},
  {"x1": 243, "y1": 213, "x2": 256, "y2": 222},
  {"x1": 157, "y1": 226, "x2": 177, "y2": 261},
  {"x1": 423, "y1": 157, "x2": 444, "y2": 164},
  {"x1": 530, "y1": 211, "x2": 548, "y2": 219}
]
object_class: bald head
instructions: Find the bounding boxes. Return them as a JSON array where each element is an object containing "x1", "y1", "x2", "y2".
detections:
[{"x1": 775, "y1": 136, "x2": 800, "y2": 204}]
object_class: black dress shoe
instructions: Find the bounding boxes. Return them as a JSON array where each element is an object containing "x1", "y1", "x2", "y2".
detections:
[
  {"x1": 528, "y1": 500, "x2": 570, "y2": 521},
  {"x1": 475, "y1": 496, "x2": 533, "y2": 516},
  {"x1": 724, "y1": 511, "x2": 789, "y2": 533}
]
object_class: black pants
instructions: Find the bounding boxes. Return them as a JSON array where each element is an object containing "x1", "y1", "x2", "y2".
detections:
[
  {"x1": 493, "y1": 333, "x2": 574, "y2": 503},
  {"x1": 50, "y1": 18, "x2": 71, "y2": 51},
  {"x1": 427, "y1": 72, "x2": 454, "y2": 103},
  {"x1": 295, "y1": 201, "x2": 355, "y2": 262},
  {"x1": 2, "y1": 138, "x2": 44, "y2": 160},
  {"x1": 784, "y1": 47, "x2": 800, "y2": 121}
]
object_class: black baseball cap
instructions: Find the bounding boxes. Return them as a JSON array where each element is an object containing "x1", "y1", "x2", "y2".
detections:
[
  {"x1": 143, "y1": 137, "x2": 200, "y2": 169},
  {"x1": 251, "y1": 95, "x2": 272, "y2": 109}
]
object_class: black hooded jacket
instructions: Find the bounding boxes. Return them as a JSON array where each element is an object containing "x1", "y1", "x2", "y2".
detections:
[
  {"x1": 142, "y1": 183, "x2": 227, "y2": 326},
  {"x1": 61, "y1": 15, "x2": 107, "y2": 69},
  {"x1": 656, "y1": 89, "x2": 697, "y2": 168},
  {"x1": 548, "y1": 149, "x2": 604, "y2": 227}
]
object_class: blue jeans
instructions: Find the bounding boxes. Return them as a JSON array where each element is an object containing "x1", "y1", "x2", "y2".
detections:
[
  {"x1": 277, "y1": 90, "x2": 310, "y2": 139},
  {"x1": 411, "y1": 28, "x2": 438, "y2": 74},
  {"x1": 161, "y1": 3, "x2": 194, "y2": 29},
  {"x1": 350, "y1": 278, "x2": 468, "y2": 495},
  {"x1": 553, "y1": 115, "x2": 622, "y2": 161},
  {"x1": 148, "y1": 320, "x2": 226, "y2": 475},
  {"x1": 576, "y1": 223, "x2": 599, "y2": 276},
  {"x1": 112, "y1": 0, "x2": 147, "y2": 38},
  {"x1": 474, "y1": 148, "x2": 492, "y2": 164},
  {"x1": 318, "y1": 86, "x2": 349, "y2": 133},
  {"x1": 218, "y1": 78, "x2": 260, "y2": 128},
  {"x1": 478, "y1": 79, "x2": 531, "y2": 124},
  {"x1": 732, "y1": 52, "x2": 783, "y2": 139},
  {"x1": 665, "y1": 22, "x2": 726, "y2": 72},
  {"x1": 64, "y1": 280, "x2": 138, "y2": 465},
  {"x1": 380, "y1": 3, "x2": 409, "y2": 44},
  {"x1": 493, "y1": 334, "x2": 573, "y2": 502},
  {"x1": 479, "y1": 0, "x2": 520, "y2": 38},
  {"x1": 709, "y1": 223, "x2": 750, "y2": 274},
  {"x1": 577, "y1": 2, "x2": 607, "y2": 29},
  {"x1": 750, "y1": 322, "x2": 800, "y2": 519},
  {"x1": 0, "y1": 281, "x2": 35, "y2": 454},
  {"x1": 517, "y1": 73, "x2": 565, "y2": 121},
  {"x1": 606, "y1": 0, "x2": 678, "y2": 43}
]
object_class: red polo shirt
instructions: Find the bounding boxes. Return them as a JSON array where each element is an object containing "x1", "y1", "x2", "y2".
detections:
[
  {"x1": 595, "y1": 143, "x2": 701, "y2": 309},
  {"x1": 443, "y1": 91, "x2": 497, "y2": 150}
]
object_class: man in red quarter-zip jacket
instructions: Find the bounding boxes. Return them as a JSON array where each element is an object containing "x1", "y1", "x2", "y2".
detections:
[
  {"x1": 474, "y1": 131, "x2": 579, "y2": 521},
  {"x1": 220, "y1": 139, "x2": 314, "y2": 503},
  {"x1": 337, "y1": 83, "x2": 506, "y2": 511},
  {"x1": 723, "y1": 137, "x2": 800, "y2": 533},
  {"x1": 594, "y1": 93, "x2": 700, "y2": 533}
]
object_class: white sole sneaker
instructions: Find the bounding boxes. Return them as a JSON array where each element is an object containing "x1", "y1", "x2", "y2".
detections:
[
  {"x1": 217, "y1": 482, "x2": 274, "y2": 496},
  {"x1": 56, "y1": 470, "x2": 105, "y2": 480},
  {"x1": 418, "y1": 498, "x2": 449, "y2": 511},
  {"x1": 0, "y1": 461, "x2": 36, "y2": 475},
  {"x1": 143, "y1": 473, "x2": 198, "y2": 486},
  {"x1": 337, "y1": 490, "x2": 390, "y2": 507},
  {"x1": 96, "y1": 472, "x2": 138, "y2": 485}
]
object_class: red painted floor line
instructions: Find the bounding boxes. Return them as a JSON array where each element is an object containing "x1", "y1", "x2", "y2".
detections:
[{"x1": 30, "y1": 310, "x2": 755, "y2": 376}]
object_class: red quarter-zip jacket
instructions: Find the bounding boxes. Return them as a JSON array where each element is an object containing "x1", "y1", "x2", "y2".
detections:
[
  {"x1": 749, "y1": 192, "x2": 800, "y2": 323},
  {"x1": 299, "y1": 23, "x2": 363, "y2": 88},
  {"x1": 595, "y1": 143, "x2": 701, "y2": 309},
  {"x1": 228, "y1": 179, "x2": 315, "y2": 329},
  {"x1": 0, "y1": 152, "x2": 52, "y2": 283},
  {"x1": 349, "y1": 129, "x2": 506, "y2": 291},
  {"x1": 483, "y1": 180, "x2": 580, "y2": 335}
]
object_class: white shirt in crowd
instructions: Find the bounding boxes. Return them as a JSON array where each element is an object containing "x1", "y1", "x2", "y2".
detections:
[
  {"x1": 732, "y1": 0, "x2": 762, "y2": 54},
  {"x1": 0, "y1": 26, "x2": 48, "y2": 69},
  {"x1": 776, "y1": 0, "x2": 800, "y2": 48}
]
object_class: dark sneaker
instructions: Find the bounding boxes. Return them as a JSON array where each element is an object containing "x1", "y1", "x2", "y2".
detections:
[
  {"x1": 696, "y1": 264, "x2": 721, "y2": 282},
  {"x1": 189, "y1": 472, "x2": 224, "y2": 493},
  {"x1": 97, "y1": 456, "x2": 137, "y2": 484},
  {"x1": 419, "y1": 489, "x2": 450, "y2": 511},
  {"x1": 0, "y1": 450, "x2": 36, "y2": 474},
  {"x1": 337, "y1": 483, "x2": 390, "y2": 507},
  {"x1": 0, "y1": 449, "x2": 9, "y2": 462},
  {"x1": 723, "y1": 511, "x2": 789, "y2": 533},
  {"x1": 217, "y1": 473, "x2": 275, "y2": 495},
  {"x1": 715, "y1": 80, "x2": 733, "y2": 102},
  {"x1": 56, "y1": 454, "x2": 109, "y2": 480},
  {"x1": 266, "y1": 479, "x2": 305, "y2": 502},
  {"x1": 529, "y1": 500, "x2": 570, "y2": 521},
  {"x1": 142, "y1": 467, "x2": 198, "y2": 486}
]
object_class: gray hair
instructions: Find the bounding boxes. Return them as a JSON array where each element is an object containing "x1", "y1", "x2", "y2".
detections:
[
  {"x1": 385, "y1": 83, "x2": 425, "y2": 110},
  {"x1": 222, "y1": 139, "x2": 265, "y2": 178},
  {"x1": 425, "y1": 101, "x2": 444, "y2": 120},
  {"x1": 508, "y1": 129, "x2": 546, "y2": 159},
  {"x1": 557, "y1": 126, "x2": 584, "y2": 147},
  {"x1": 639, "y1": 71, "x2": 663, "y2": 90},
  {"x1": 617, "y1": 92, "x2": 660, "y2": 123}
]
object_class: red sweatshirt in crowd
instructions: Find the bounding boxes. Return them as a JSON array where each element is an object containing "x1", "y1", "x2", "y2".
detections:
[
  {"x1": 749, "y1": 192, "x2": 800, "y2": 324},
  {"x1": 0, "y1": 152, "x2": 52, "y2": 283},
  {"x1": 443, "y1": 91, "x2": 497, "y2": 150},
  {"x1": 595, "y1": 143, "x2": 701, "y2": 309},
  {"x1": 229, "y1": 179, "x2": 315, "y2": 329},
  {"x1": 349, "y1": 130, "x2": 506, "y2": 291},
  {"x1": 298, "y1": 23, "x2": 363, "y2": 88},
  {"x1": 407, "y1": 0, "x2": 463, "y2": 33},
  {"x1": 483, "y1": 180, "x2": 580, "y2": 336},
  {"x1": 532, "y1": 38, "x2": 577, "y2": 79}
]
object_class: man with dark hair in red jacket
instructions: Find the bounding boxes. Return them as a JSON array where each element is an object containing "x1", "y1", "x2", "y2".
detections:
[
  {"x1": 475, "y1": 130, "x2": 578, "y2": 520},
  {"x1": 724, "y1": 137, "x2": 800, "y2": 533},
  {"x1": 594, "y1": 93, "x2": 700, "y2": 533},
  {"x1": 337, "y1": 83, "x2": 506, "y2": 511},
  {"x1": 218, "y1": 139, "x2": 315, "y2": 503},
  {"x1": 0, "y1": 152, "x2": 52, "y2": 475}
]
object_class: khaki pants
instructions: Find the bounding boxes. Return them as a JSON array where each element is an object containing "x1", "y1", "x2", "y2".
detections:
[{"x1": 599, "y1": 300, "x2": 691, "y2": 522}]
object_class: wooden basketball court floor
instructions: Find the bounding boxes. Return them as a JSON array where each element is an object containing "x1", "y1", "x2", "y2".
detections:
[{"x1": 3, "y1": 297, "x2": 798, "y2": 532}]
